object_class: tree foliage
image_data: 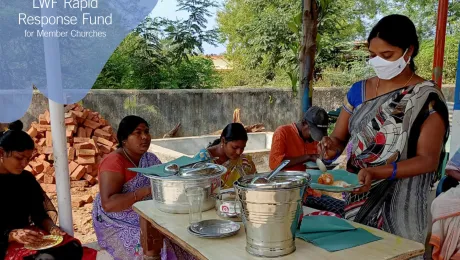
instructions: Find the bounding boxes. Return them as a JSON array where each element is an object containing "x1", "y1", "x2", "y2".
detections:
[
  {"x1": 386, "y1": 0, "x2": 460, "y2": 39},
  {"x1": 218, "y1": 0, "x2": 458, "y2": 87},
  {"x1": 217, "y1": 0, "x2": 385, "y2": 86},
  {"x1": 94, "y1": 0, "x2": 221, "y2": 89}
]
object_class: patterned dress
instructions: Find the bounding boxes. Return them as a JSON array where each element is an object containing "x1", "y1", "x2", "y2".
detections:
[
  {"x1": 92, "y1": 152, "x2": 161, "y2": 260},
  {"x1": 344, "y1": 80, "x2": 449, "y2": 253},
  {"x1": 194, "y1": 148, "x2": 257, "y2": 189}
]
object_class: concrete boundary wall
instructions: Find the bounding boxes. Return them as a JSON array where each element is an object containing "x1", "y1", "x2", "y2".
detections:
[{"x1": 21, "y1": 86, "x2": 455, "y2": 138}]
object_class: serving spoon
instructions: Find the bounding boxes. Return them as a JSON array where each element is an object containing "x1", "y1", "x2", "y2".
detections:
[
  {"x1": 316, "y1": 143, "x2": 328, "y2": 173},
  {"x1": 250, "y1": 160, "x2": 290, "y2": 184}
]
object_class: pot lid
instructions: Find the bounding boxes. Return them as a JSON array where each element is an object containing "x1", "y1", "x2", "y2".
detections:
[
  {"x1": 235, "y1": 171, "x2": 311, "y2": 189},
  {"x1": 146, "y1": 162, "x2": 227, "y2": 181},
  {"x1": 179, "y1": 163, "x2": 225, "y2": 178}
]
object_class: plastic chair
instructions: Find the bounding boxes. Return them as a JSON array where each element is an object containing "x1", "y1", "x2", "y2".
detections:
[
  {"x1": 435, "y1": 152, "x2": 449, "y2": 197},
  {"x1": 436, "y1": 176, "x2": 447, "y2": 197},
  {"x1": 327, "y1": 107, "x2": 341, "y2": 124}
]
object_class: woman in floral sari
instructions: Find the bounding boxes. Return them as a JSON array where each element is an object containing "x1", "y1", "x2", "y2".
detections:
[
  {"x1": 93, "y1": 116, "x2": 162, "y2": 260},
  {"x1": 430, "y1": 148, "x2": 460, "y2": 260},
  {"x1": 319, "y1": 14, "x2": 449, "y2": 253},
  {"x1": 194, "y1": 123, "x2": 257, "y2": 189},
  {"x1": 162, "y1": 123, "x2": 257, "y2": 259}
]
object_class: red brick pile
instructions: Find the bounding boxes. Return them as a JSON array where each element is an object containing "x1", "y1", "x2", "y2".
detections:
[{"x1": 26, "y1": 103, "x2": 117, "y2": 205}]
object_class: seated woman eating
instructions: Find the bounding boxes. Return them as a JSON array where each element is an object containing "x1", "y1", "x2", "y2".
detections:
[
  {"x1": 0, "y1": 125, "x2": 85, "y2": 260},
  {"x1": 93, "y1": 116, "x2": 162, "y2": 260},
  {"x1": 195, "y1": 122, "x2": 257, "y2": 189},
  {"x1": 430, "y1": 148, "x2": 460, "y2": 260}
]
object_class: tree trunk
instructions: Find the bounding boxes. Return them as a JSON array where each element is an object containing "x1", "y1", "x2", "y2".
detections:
[{"x1": 298, "y1": 0, "x2": 319, "y2": 119}]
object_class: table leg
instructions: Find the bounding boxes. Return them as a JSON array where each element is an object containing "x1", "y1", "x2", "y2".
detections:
[{"x1": 140, "y1": 216, "x2": 164, "y2": 258}]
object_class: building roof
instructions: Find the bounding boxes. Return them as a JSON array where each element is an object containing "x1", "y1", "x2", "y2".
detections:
[{"x1": 206, "y1": 55, "x2": 233, "y2": 71}]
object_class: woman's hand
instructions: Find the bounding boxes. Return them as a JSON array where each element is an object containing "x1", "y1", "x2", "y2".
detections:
[
  {"x1": 136, "y1": 187, "x2": 151, "y2": 201},
  {"x1": 353, "y1": 168, "x2": 374, "y2": 194},
  {"x1": 49, "y1": 225, "x2": 66, "y2": 236},
  {"x1": 446, "y1": 169, "x2": 460, "y2": 182},
  {"x1": 8, "y1": 229, "x2": 43, "y2": 245},
  {"x1": 306, "y1": 154, "x2": 319, "y2": 162},
  {"x1": 318, "y1": 137, "x2": 340, "y2": 160}
]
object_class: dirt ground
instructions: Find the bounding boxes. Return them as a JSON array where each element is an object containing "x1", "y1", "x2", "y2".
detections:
[{"x1": 49, "y1": 185, "x2": 100, "y2": 244}]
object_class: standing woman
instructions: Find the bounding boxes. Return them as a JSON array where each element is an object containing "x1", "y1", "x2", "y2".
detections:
[
  {"x1": 319, "y1": 14, "x2": 449, "y2": 247},
  {"x1": 93, "y1": 116, "x2": 162, "y2": 260},
  {"x1": 0, "y1": 124, "x2": 86, "y2": 260}
]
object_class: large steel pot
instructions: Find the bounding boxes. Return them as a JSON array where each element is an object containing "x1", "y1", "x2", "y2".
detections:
[
  {"x1": 234, "y1": 171, "x2": 311, "y2": 258},
  {"x1": 145, "y1": 163, "x2": 227, "y2": 214}
]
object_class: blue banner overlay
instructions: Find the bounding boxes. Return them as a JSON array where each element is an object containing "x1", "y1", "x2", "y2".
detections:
[
  {"x1": 0, "y1": 0, "x2": 158, "y2": 122},
  {"x1": 455, "y1": 43, "x2": 460, "y2": 111}
]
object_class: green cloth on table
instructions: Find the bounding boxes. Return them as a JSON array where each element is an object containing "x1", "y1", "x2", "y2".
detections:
[
  {"x1": 129, "y1": 156, "x2": 205, "y2": 176},
  {"x1": 296, "y1": 216, "x2": 382, "y2": 252}
]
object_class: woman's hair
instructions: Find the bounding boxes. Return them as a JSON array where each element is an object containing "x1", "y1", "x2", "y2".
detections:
[
  {"x1": 7, "y1": 120, "x2": 23, "y2": 131},
  {"x1": 208, "y1": 123, "x2": 248, "y2": 148},
  {"x1": 368, "y1": 14, "x2": 419, "y2": 71},
  {"x1": 0, "y1": 120, "x2": 25, "y2": 141},
  {"x1": 117, "y1": 115, "x2": 149, "y2": 148},
  {"x1": 0, "y1": 130, "x2": 35, "y2": 153}
]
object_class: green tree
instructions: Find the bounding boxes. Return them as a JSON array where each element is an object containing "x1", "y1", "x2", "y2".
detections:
[
  {"x1": 94, "y1": 0, "x2": 221, "y2": 89},
  {"x1": 217, "y1": 0, "x2": 383, "y2": 86},
  {"x1": 386, "y1": 0, "x2": 460, "y2": 39}
]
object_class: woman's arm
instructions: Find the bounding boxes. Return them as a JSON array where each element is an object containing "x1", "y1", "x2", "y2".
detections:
[
  {"x1": 329, "y1": 109, "x2": 351, "y2": 149},
  {"x1": 321, "y1": 109, "x2": 351, "y2": 160},
  {"x1": 99, "y1": 170, "x2": 150, "y2": 212},
  {"x1": 356, "y1": 112, "x2": 446, "y2": 192},
  {"x1": 242, "y1": 155, "x2": 257, "y2": 174},
  {"x1": 446, "y1": 169, "x2": 460, "y2": 181}
]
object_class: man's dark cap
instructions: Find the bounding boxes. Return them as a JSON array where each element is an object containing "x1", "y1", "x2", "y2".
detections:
[{"x1": 303, "y1": 106, "x2": 329, "y2": 141}]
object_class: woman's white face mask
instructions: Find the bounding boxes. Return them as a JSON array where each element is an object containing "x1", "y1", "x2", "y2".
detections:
[{"x1": 369, "y1": 49, "x2": 410, "y2": 80}]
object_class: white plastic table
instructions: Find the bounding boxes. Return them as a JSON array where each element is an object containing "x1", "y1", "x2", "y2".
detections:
[{"x1": 133, "y1": 200, "x2": 425, "y2": 260}]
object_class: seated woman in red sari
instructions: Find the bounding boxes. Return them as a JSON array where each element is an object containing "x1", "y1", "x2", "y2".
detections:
[
  {"x1": 93, "y1": 116, "x2": 162, "y2": 260},
  {"x1": 0, "y1": 125, "x2": 88, "y2": 260}
]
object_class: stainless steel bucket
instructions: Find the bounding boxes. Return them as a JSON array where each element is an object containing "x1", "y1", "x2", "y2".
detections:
[
  {"x1": 234, "y1": 171, "x2": 310, "y2": 257},
  {"x1": 145, "y1": 163, "x2": 227, "y2": 214}
]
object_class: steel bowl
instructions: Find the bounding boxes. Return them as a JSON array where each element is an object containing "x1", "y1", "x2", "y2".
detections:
[{"x1": 145, "y1": 163, "x2": 227, "y2": 214}]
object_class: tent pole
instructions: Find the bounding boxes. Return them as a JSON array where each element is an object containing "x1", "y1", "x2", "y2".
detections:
[
  {"x1": 41, "y1": 6, "x2": 73, "y2": 235},
  {"x1": 449, "y1": 43, "x2": 460, "y2": 158},
  {"x1": 48, "y1": 101, "x2": 74, "y2": 236},
  {"x1": 432, "y1": 0, "x2": 449, "y2": 88}
]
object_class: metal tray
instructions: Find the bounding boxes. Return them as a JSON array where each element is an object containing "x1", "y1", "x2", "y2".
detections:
[
  {"x1": 187, "y1": 226, "x2": 239, "y2": 238},
  {"x1": 188, "y1": 219, "x2": 240, "y2": 238}
]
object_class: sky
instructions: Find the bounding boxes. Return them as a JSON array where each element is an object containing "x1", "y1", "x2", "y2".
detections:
[{"x1": 150, "y1": 0, "x2": 227, "y2": 55}]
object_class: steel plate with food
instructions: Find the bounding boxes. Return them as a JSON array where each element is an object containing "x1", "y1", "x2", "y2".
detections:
[
  {"x1": 308, "y1": 169, "x2": 363, "y2": 192},
  {"x1": 24, "y1": 235, "x2": 63, "y2": 251}
]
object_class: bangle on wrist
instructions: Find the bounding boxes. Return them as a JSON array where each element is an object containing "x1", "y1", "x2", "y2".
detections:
[
  {"x1": 323, "y1": 149, "x2": 341, "y2": 164},
  {"x1": 388, "y1": 162, "x2": 397, "y2": 181}
]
